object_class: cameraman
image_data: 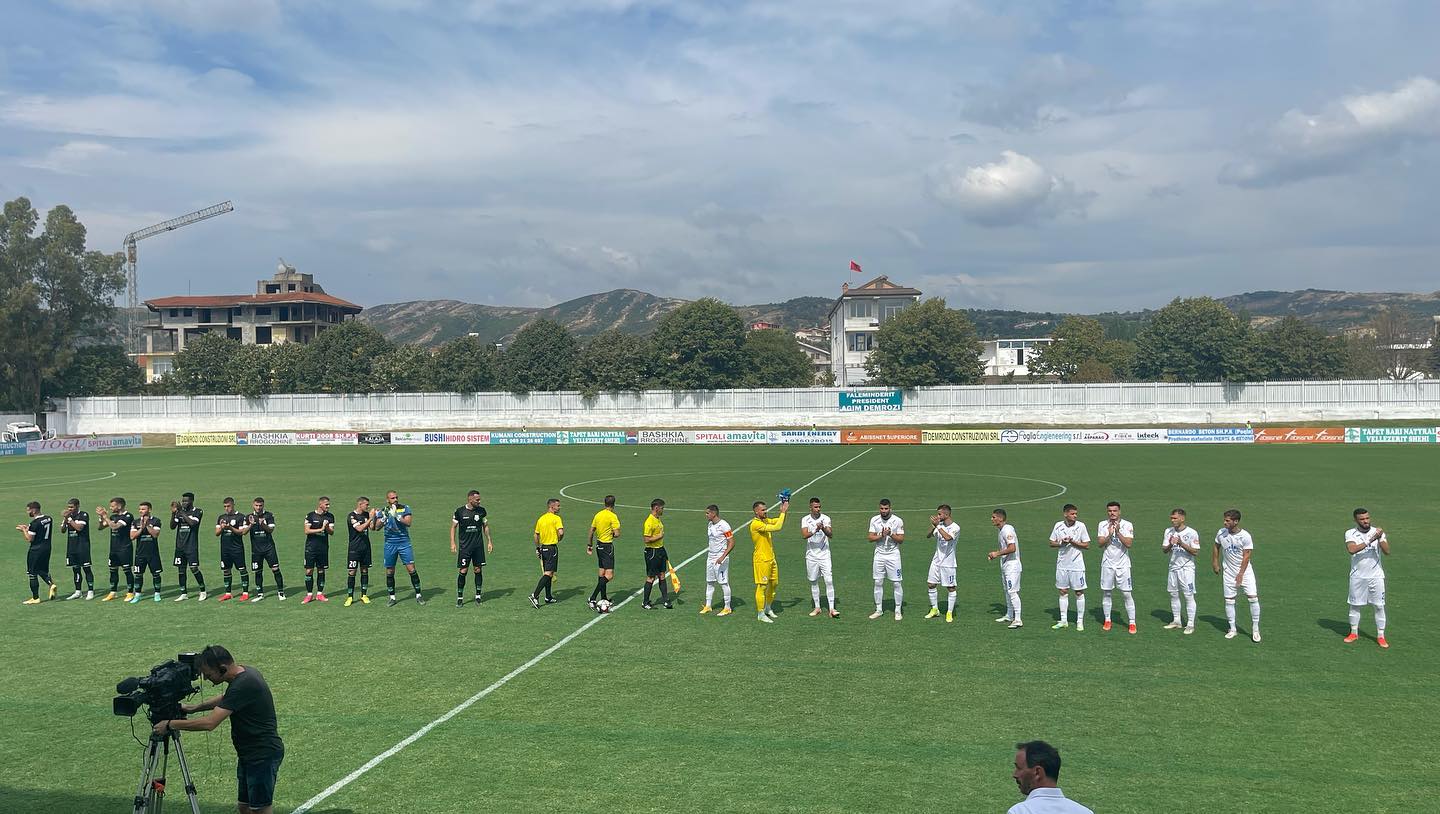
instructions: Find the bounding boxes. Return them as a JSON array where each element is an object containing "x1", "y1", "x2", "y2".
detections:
[{"x1": 154, "y1": 645, "x2": 284, "y2": 814}]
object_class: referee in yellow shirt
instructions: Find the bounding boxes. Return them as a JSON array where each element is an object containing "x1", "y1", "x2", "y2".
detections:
[
  {"x1": 587, "y1": 495, "x2": 620, "y2": 610},
  {"x1": 642, "y1": 498, "x2": 671, "y2": 609},
  {"x1": 530, "y1": 498, "x2": 564, "y2": 608},
  {"x1": 751, "y1": 491, "x2": 790, "y2": 622}
]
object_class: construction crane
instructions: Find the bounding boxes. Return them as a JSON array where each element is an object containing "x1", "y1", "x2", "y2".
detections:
[{"x1": 122, "y1": 201, "x2": 234, "y2": 352}]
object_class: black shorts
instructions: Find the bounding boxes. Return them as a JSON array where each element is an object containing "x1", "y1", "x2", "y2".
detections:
[
  {"x1": 457, "y1": 541, "x2": 486, "y2": 569},
  {"x1": 173, "y1": 541, "x2": 201, "y2": 568},
  {"x1": 66, "y1": 539, "x2": 92, "y2": 568},
  {"x1": 537, "y1": 544, "x2": 559, "y2": 573},
  {"x1": 251, "y1": 545, "x2": 280, "y2": 570},
  {"x1": 133, "y1": 543, "x2": 162, "y2": 574},
  {"x1": 109, "y1": 543, "x2": 133, "y2": 569},
  {"x1": 303, "y1": 539, "x2": 330, "y2": 569},
  {"x1": 27, "y1": 545, "x2": 52, "y2": 575},
  {"x1": 220, "y1": 543, "x2": 247, "y2": 570},
  {"x1": 594, "y1": 542, "x2": 615, "y2": 571},
  {"x1": 347, "y1": 542, "x2": 372, "y2": 570},
  {"x1": 644, "y1": 546, "x2": 669, "y2": 578}
]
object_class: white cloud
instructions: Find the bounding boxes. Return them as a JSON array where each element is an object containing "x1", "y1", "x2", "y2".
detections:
[
  {"x1": 928, "y1": 150, "x2": 1093, "y2": 227},
  {"x1": 1221, "y1": 76, "x2": 1440, "y2": 187},
  {"x1": 20, "y1": 140, "x2": 121, "y2": 174},
  {"x1": 363, "y1": 236, "x2": 397, "y2": 253}
]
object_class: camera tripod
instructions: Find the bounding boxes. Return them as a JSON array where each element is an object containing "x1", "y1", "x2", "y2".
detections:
[{"x1": 133, "y1": 726, "x2": 200, "y2": 814}]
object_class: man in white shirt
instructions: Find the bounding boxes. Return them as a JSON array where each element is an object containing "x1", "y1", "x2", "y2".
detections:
[
  {"x1": 701, "y1": 504, "x2": 735, "y2": 616},
  {"x1": 1096, "y1": 501, "x2": 1135, "y2": 634},
  {"x1": 1009, "y1": 740, "x2": 1094, "y2": 814},
  {"x1": 924, "y1": 504, "x2": 960, "y2": 622},
  {"x1": 1049, "y1": 504, "x2": 1090, "y2": 631},
  {"x1": 987, "y1": 508, "x2": 1022, "y2": 628},
  {"x1": 1212, "y1": 508, "x2": 1260, "y2": 642},
  {"x1": 1161, "y1": 508, "x2": 1200, "y2": 634},
  {"x1": 1344, "y1": 507, "x2": 1390, "y2": 648},
  {"x1": 800, "y1": 497, "x2": 838, "y2": 618},
  {"x1": 867, "y1": 499, "x2": 905, "y2": 621}
]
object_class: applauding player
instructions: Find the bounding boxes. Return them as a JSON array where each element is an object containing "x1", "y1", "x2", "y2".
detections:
[
  {"x1": 1096, "y1": 501, "x2": 1135, "y2": 634},
  {"x1": 925, "y1": 505, "x2": 960, "y2": 622},
  {"x1": 453, "y1": 490, "x2": 493, "y2": 608},
  {"x1": 800, "y1": 497, "x2": 837, "y2": 618},
  {"x1": 171, "y1": 493, "x2": 207, "y2": 602},
  {"x1": 750, "y1": 492, "x2": 789, "y2": 622},
  {"x1": 99, "y1": 497, "x2": 135, "y2": 601},
  {"x1": 215, "y1": 497, "x2": 250, "y2": 602},
  {"x1": 1161, "y1": 509, "x2": 1199, "y2": 634},
  {"x1": 1049, "y1": 504, "x2": 1090, "y2": 631},
  {"x1": 242, "y1": 497, "x2": 285, "y2": 602},
  {"x1": 1344, "y1": 508, "x2": 1390, "y2": 648},
  {"x1": 381, "y1": 490, "x2": 424, "y2": 607},
  {"x1": 301, "y1": 497, "x2": 335, "y2": 604},
  {"x1": 868, "y1": 499, "x2": 906, "y2": 620},
  {"x1": 61, "y1": 498, "x2": 94, "y2": 600},
  {"x1": 18, "y1": 501, "x2": 55, "y2": 604},
  {"x1": 129, "y1": 502, "x2": 164, "y2": 603},
  {"x1": 345, "y1": 497, "x2": 378, "y2": 606}
]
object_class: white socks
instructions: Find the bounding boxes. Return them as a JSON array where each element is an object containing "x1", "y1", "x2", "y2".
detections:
[
  {"x1": 825, "y1": 579, "x2": 835, "y2": 610},
  {"x1": 1375, "y1": 606, "x2": 1386, "y2": 636},
  {"x1": 945, "y1": 590, "x2": 955, "y2": 614},
  {"x1": 1249, "y1": 598, "x2": 1261, "y2": 630},
  {"x1": 1226, "y1": 598, "x2": 1237, "y2": 629},
  {"x1": 1170, "y1": 592, "x2": 1182, "y2": 623},
  {"x1": 928, "y1": 587, "x2": 939, "y2": 609},
  {"x1": 1076, "y1": 594, "x2": 1086, "y2": 621},
  {"x1": 1007, "y1": 591, "x2": 1022, "y2": 622},
  {"x1": 812, "y1": 581, "x2": 822, "y2": 608},
  {"x1": 721, "y1": 582, "x2": 731, "y2": 608},
  {"x1": 707, "y1": 582, "x2": 716, "y2": 608},
  {"x1": 1123, "y1": 591, "x2": 1135, "y2": 624},
  {"x1": 1349, "y1": 605, "x2": 1362, "y2": 631},
  {"x1": 1185, "y1": 594, "x2": 1195, "y2": 625},
  {"x1": 1058, "y1": 593, "x2": 1070, "y2": 623},
  {"x1": 874, "y1": 580, "x2": 884, "y2": 610},
  {"x1": 1103, "y1": 591, "x2": 1113, "y2": 621}
]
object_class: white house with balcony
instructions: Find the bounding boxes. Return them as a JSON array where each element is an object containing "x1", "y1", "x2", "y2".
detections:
[
  {"x1": 980, "y1": 337, "x2": 1054, "y2": 381},
  {"x1": 827, "y1": 276, "x2": 922, "y2": 387}
]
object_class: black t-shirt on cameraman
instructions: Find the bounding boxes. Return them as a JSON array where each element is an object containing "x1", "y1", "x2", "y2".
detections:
[{"x1": 218, "y1": 666, "x2": 284, "y2": 763}]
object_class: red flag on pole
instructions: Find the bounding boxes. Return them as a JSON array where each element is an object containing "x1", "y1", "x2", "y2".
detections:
[{"x1": 849, "y1": 260, "x2": 863, "y2": 273}]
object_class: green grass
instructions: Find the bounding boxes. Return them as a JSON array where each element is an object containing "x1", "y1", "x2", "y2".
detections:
[{"x1": 1, "y1": 443, "x2": 1436, "y2": 813}]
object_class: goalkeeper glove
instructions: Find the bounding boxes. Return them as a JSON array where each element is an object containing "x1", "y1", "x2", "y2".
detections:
[{"x1": 777, "y1": 488, "x2": 792, "y2": 502}]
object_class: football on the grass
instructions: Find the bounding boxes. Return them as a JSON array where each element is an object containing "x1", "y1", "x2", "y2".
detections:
[{"x1": 595, "y1": 599, "x2": 612, "y2": 614}]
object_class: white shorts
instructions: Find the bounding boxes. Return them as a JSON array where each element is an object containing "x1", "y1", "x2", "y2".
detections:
[
  {"x1": 806, "y1": 554, "x2": 833, "y2": 583},
  {"x1": 1100, "y1": 564, "x2": 1132, "y2": 592},
  {"x1": 1000, "y1": 564, "x2": 1022, "y2": 594},
  {"x1": 1167, "y1": 565, "x2": 1196, "y2": 595},
  {"x1": 873, "y1": 552, "x2": 902, "y2": 582},
  {"x1": 705, "y1": 558, "x2": 730, "y2": 584},
  {"x1": 1055, "y1": 568, "x2": 1086, "y2": 591},
  {"x1": 927, "y1": 563, "x2": 956, "y2": 587},
  {"x1": 1348, "y1": 575, "x2": 1385, "y2": 606},
  {"x1": 1222, "y1": 568, "x2": 1258, "y2": 599}
]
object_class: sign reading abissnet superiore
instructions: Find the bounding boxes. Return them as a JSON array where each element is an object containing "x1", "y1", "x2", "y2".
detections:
[{"x1": 837, "y1": 389, "x2": 903, "y2": 412}]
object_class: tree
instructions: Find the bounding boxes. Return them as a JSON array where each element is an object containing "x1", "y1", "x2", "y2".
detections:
[
  {"x1": 0, "y1": 198, "x2": 126, "y2": 412},
  {"x1": 649, "y1": 298, "x2": 748, "y2": 390},
  {"x1": 741, "y1": 329, "x2": 814, "y2": 388},
  {"x1": 1027, "y1": 316, "x2": 1106, "y2": 382},
  {"x1": 570, "y1": 329, "x2": 651, "y2": 397},
  {"x1": 1132, "y1": 297, "x2": 1259, "y2": 382},
  {"x1": 171, "y1": 334, "x2": 244, "y2": 395},
  {"x1": 1255, "y1": 316, "x2": 1346, "y2": 381},
  {"x1": 430, "y1": 335, "x2": 500, "y2": 393},
  {"x1": 297, "y1": 321, "x2": 393, "y2": 393},
  {"x1": 863, "y1": 297, "x2": 984, "y2": 387},
  {"x1": 46, "y1": 345, "x2": 145, "y2": 398},
  {"x1": 261, "y1": 342, "x2": 308, "y2": 396},
  {"x1": 500, "y1": 319, "x2": 579, "y2": 393},
  {"x1": 373, "y1": 344, "x2": 435, "y2": 392},
  {"x1": 1367, "y1": 308, "x2": 1427, "y2": 380}
]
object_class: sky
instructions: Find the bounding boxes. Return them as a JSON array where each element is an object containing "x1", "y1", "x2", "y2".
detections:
[{"x1": 3, "y1": 0, "x2": 1439, "y2": 313}]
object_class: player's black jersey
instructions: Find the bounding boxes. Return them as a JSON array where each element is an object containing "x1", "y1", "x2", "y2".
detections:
[
  {"x1": 27, "y1": 515, "x2": 53, "y2": 547},
  {"x1": 347, "y1": 511, "x2": 373, "y2": 546},
  {"x1": 453, "y1": 505, "x2": 487, "y2": 547},
  {"x1": 132, "y1": 515, "x2": 161, "y2": 546},
  {"x1": 172, "y1": 506, "x2": 203, "y2": 545},
  {"x1": 248, "y1": 511, "x2": 276, "y2": 548},
  {"x1": 305, "y1": 511, "x2": 335, "y2": 544},
  {"x1": 65, "y1": 510, "x2": 90, "y2": 544},
  {"x1": 218, "y1": 512, "x2": 245, "y2": 546},
  {"x1": 109, "y1": 511, "x2": 135, "y2": 546}
]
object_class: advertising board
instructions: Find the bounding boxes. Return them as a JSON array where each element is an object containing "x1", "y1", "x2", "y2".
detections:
[
  {"x1": 998, "y1": 429, "x2": 1082, "y2": 444},
  {"x1": 688, "y1": 430, "x2": 768, "y2": 444},
  {"x1": 1253, "y1": 427, "x2": 1344, "y2": 444},
  {"x1": 235, "y1": 432, "x2": 294, "y2": 446},
  {"x1": 1343, "y1": 427, "x2": 1436, "y2": 443},
  {"x1": 1077, "y1": 429, "x2": 1168, "y2": 444},
  {"x1": 175, "y1": 432, "x2": 237, "y2": 447},
  {"x1": 838, "y1": 389, "x2": 904, "y2": 412},
  {"x1": 0, "y1": 442, "x2": 26, "y2": 457},
  {"x1": 489, "y1": 431, "x2": 559, "y2": 445},
  {"x1": 357, "y1": 432, "x2": 392, "y2": 445},
  {"x1": 766, "y1": 430, "x2": 842, "y2": 445},
  {"x1": 921, "y1": 429, "x2": 1001, "y2": 444},
  {"x1": 841, "y1": 428, "x2": 922, "y2": 444},
  {"x1": 1165, "y1": 427, "x2": 1254, "y2": 444},
  {"x1": 294, "y1": 431, "x2": 358, "y2": 446},
  {"x1": 558, "y1": 431, "x2": 632, "y2": 445},
  {"x1": 26, "y1": 435, "x2": 144, "y2": 454},
  {"x1": 637, "y1": 430, "x2": 689, "y2": 445}
]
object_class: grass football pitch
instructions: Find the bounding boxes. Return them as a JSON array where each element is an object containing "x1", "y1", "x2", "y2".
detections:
[{"x1": 0, "y1": 443, "x2": 1436, "y2": 813}]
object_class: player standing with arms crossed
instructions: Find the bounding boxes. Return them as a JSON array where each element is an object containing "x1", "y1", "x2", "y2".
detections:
[
  {"x1": 988, "y1": 508, "x2": 1022, "y2": 628},
  {"x1": 1213, "y1": 508, "x2": 1260, "y2": 642},
  {"x1": 1161, "y1": 508, "x2": 1199, "y2": 634},
  {"x1": 701, "y1": 504, "x2": 735, "y2": 616},
  {"x1": 800, "y1": 497, "x2": 838, "y2": 618},
  {"x1": 1049, "y1": 504, "x2": 1090, "y2": 631},
  {"x1": 1344, "y1": 508, "x2": 1390, "y2": 648},
  {"x1": 1096, "y1": 501, "x2": 1135, "y2": 634},
  {"x1": 868, "y1": 498, "x2": 906, "y2": 620}
]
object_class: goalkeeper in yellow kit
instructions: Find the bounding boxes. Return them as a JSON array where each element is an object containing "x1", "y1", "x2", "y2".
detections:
[{"x1": 751, "y1": 489, "x2": 791, "y2": 623}]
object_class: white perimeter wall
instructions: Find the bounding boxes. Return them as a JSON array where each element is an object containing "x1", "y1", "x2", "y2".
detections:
[{"x1": 61, "y1": 380, "x2": 1440, "y2": 433}]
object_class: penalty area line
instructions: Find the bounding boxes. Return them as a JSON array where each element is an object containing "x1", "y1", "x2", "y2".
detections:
[{"x1": 293, "y1": 446, "x2": 872, "y2": 814}]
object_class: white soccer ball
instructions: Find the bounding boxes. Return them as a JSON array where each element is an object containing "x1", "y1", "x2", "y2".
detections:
[{"x1": 596, "y1": 599, "x2": 612, "y2": 614}]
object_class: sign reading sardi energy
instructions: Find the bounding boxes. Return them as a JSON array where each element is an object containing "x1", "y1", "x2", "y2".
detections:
[{"x1": 838, "y1": 389, "x2": 903, "y2": 412}]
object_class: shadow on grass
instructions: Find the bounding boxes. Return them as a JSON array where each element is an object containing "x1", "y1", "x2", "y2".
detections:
[
  {"x1": 1149, "y1": 609, "x2": 1172, "y2": 624},
  {"x1": 480, "y1": 587, "x2": 514, "y2": 602},
  {"x1": 1316, "y1": 618, "x2": 1351, "y2": 637},
  {"x1": 0, "y1": 784, "x2": 351, "y2": 814},
  {"x1": 1197, "y1": 614, "x2": 1230, "y2": 633}
]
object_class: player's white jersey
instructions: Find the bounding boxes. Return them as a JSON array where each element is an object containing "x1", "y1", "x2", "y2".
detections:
[
  {"x1": 1165, "y1": 526, "x2": 1200, "y2": 570},
  {"x1": 931, "y1": 521, "x2": 960, "y2": 568},
  {"x1": 1345, "y1": 527, "x2": 1387, "y2": 579},
  {"x1": 869, "y1": 514, "x2": 905, "y2": 555},
  {"x1": 1050, "y1": 521, "x2": 1089, "y2": 570},
  {"x1": 706, "y1": 519, "x2": 733, "y2": 559},
  {"x1": 1215, "y1": 527, "x2": 1253, "y2": 573},
  {"x1": 997, "y1": 523, "x2": 1020, "y2": 567},
  {"x1": 801, "y1": 513, "x2": 833, "y2": 560},
  {"x1": 1097, "y1": 518, "x2": 1134, "y2": 568}
]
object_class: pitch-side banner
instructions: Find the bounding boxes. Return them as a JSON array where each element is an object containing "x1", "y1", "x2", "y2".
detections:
[
  {"x1": 767, "y1": 430, "x2": 842, "y2": 445},
  {"x1": 294, "y1": 431, "x2": 357, "y2": 446},
  {"x1": 922, "y1": 429, "x2": 1001, "y2": 444},
  {"x1": 490, "y1": 431, "x2": 559, "y2": 445},
  {"x1": 1165, "y1": 428, "x2": 1254, "y2": 444},
  {"x1": 841, "y1": 428, "x2": 922, "y2": 444},
  {"x1": 390, "y1": 431, "x2": 426, "y2": 445},
  {"x1": 1253, "y1": 427, "x2": 1344, "y2": 444},
  {"x1": 176, "y1": 432, "x2": 237, "y2": 447},
  {"x1": 689, "y1": 430, "x2": 768, "y2": 444},
  {"x1": 415, "y1": 431, "x2": 491, "y2": 445},
  {"x1": 0, "y1": 442, "x2": 26, "y2": 457},
  {"x1": 838, "y1": 389, "x2": 904, "y2": 412},
  {"x1": 998, "y1": 429, "x2": 1082, "y2": 444},
  {"x1": 26, "y1": 435, "x2": 144, "y2": 454},
  {"x1": 1077, "y1": 429, "x2": 1168, "y2": 444},
  {"x1": 235, "y1": 432, "x2": 294, "y2": 446},
  {"x1": 357, "y1": 432, "x2": 392, "y2": 445},
  {"x1": 1344, "y1": 427, "x2": 1437, "y2": 443},
  {"x1": 557, "y1": 431, "x2": 634, "y2": 445},
  {"x1": 638, "y1": 430, "x2": 689, "y2": 445}
]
